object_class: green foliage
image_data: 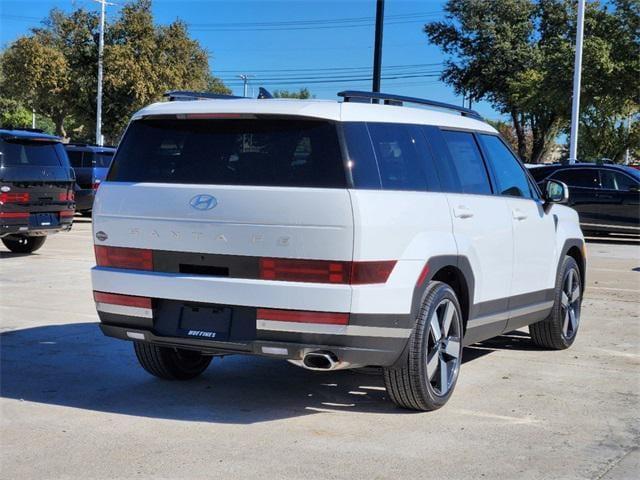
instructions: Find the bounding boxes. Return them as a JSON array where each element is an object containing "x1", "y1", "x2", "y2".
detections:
[
  {"x1": 273, "y1": 88, "x2": 313, "y2": 99},
  {"x1": 426, "y1": 0, "x2": 640, "y2": 163},
  {"x1": 0, "y1": 0, "x2": 229, "y2": 144},
  {"x1": 0, "y1": 98, "x2": 32, "y2": 129}
]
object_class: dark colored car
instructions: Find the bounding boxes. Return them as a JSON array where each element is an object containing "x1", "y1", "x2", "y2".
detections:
[
  {"x1": 64, "y1": 144, "x2": 116, "y2": 216},
  {"x1": 0, "y1": 129, "x2": 75, "y2": 253},
  {"x1": 528, "y1": 163, "x2": 640, "y2": 235}
]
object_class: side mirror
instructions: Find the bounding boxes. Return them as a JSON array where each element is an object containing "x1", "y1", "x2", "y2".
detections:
[
  {"x1": 545, "y1": 180, "x2": 569, "y2": 204},
  {"x1": 628, "y1": 185, "x2": 639, "y2": 193}
]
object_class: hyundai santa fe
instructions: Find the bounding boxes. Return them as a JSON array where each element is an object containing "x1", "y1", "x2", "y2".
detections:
[
  {"x1": 0, "y1": 129, "x2": 75, "y2": 253},
  {"x1": 90, "y1": 90, "x2": 586, "y2": 411}
]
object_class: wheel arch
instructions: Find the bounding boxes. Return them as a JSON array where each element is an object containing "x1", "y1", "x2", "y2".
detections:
[
  {"x1": 559, "y1": 239, "x2": 586, "y2": 293},
  {"x1": 412, "y1": 255, "x2": 475, "y2": 333}
]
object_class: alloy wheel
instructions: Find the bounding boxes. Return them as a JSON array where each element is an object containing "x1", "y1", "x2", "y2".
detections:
[
  {"x1": 561, "y1": 268, "x2": 581, "y2": 339},
  {"x1": 425, "y1": 299, "x2": 462, "y2": 396}
]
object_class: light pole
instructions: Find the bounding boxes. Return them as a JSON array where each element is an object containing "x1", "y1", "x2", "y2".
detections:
[
  {"x1": 94, "y1": 0, "x2": 113, "y2": 146},
  {"x1": 568, "y1": 0, "x2": 586, "y2": 164},
  {"x1": 372, "y1": 0, "x2": 385, "y2": 95},
  {"x1": 238, "y1": 74, "x2": 254, "y2": 97}
]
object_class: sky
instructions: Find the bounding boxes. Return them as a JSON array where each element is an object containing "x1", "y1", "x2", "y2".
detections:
[{"x1": 0, "y1": 0, "x2": 498, "y2": 119}]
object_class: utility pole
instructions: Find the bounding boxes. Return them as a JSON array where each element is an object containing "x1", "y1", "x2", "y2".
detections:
[
  {"x1": 94, "y1": 0, "x2": 113, "y2": 147},
  {"x1": 568, "y1": 0, "x2": 586, "y2": 164},
  {"x1": 238, "y1": 74, "x2": 254, "y2": 97},
  {"x1": 32, "y1": 109, "x2": 36, "y2": 129},
  {"x1": 372, "y1": 0, "x2": 385, "y2": 95}
]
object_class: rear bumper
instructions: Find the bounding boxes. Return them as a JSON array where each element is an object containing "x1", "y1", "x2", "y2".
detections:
[
  {"x1": 99, "y1": 322, "x2": 407, "y2": 367},
  {"x1": 0, "y1": 214, "x2": 73, "y2": 237}
]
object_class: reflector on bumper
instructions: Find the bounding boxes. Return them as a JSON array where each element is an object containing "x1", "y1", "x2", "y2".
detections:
[{"x1": 93, "y1": 291, "x2": 153, "y2": 319}]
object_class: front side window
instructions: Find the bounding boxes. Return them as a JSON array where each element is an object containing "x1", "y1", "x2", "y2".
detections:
[
  {"x1": 441, "y1": 130, "x2": 492, "y2": 195},
  {"x1": 552, "y1": 169, "x2": 599, "y2": 189},
  {"x1": 479, "y1": 134, "x2": 532, "y2": 198},
  {"x1": 108, "y1": 118, "x2": 346, "y2": 188}
]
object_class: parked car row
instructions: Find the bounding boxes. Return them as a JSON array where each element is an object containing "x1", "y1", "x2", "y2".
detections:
[{"x1": 0, "y1": 91, "x2": 636, "y2": 412}]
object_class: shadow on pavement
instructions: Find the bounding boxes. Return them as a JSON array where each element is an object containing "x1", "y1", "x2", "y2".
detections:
[
  {"x1": 0, "y1": 323, "x2": 541, "y2": 423},
  {"x1": 0, "y1": 323, "x2": 406, "y2": 423}
]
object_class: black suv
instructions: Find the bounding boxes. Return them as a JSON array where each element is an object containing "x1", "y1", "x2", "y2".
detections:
[
  {"x1": 528, "y1": 163, "x2": 640, "y2": 235},
  {"x1": 64, "y1": 144, "x2": 116, "y2": 216},
  {"x1": 0, "y1": 129, "x2": 76, "y2": 253}
]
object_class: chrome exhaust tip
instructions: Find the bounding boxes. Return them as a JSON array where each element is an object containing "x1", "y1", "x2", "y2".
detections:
[{"x1": 302, "y1": 351, "x2": 338, "y2": 370}]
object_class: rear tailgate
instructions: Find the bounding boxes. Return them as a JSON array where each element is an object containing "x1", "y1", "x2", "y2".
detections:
[{"x1": 92, "y1": 116, "x2": 354, "y2": 310}]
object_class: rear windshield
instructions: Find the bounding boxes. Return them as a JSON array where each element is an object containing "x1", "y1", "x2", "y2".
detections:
[
  {"x1": 0, "y1": 138, "x2": 65, "y2": 167},
  {"x1": 108, "y1": 118, "x2": 346, "y2": 188},
  {"x1": 67, "y1": 150, "x2": 114, "y2": 168},
  {"x1": 94, "y1": 152, "x2": 114, "y2": 168}
]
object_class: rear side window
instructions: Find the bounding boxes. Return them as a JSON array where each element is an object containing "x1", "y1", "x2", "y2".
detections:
[
  {"x1": 366, "y1": 123, "x2": 438, "y2": 191},
  {"x1": 552, "y1": 169, "x2": 599, "y2": 188},
  {"x1": 109, "y1": 118, "x2": 346, "y2": 188},
  {"x1": 441, "y1": 131, "x2": 492, "y2": 195},
  {"x1": 0, "y1": 139, "x2": 64, "y2": 166},
  {"x1": 479, "y1": 134, "x2": 532, "y2": 198}
]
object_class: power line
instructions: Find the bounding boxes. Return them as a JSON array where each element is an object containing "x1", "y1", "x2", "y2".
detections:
[
  {"x1": 222, "y1": 72, "x2": 442, "y2": 87},
  {"x1": 213, "y1": 63, "x2": 442, "y2": 74}
]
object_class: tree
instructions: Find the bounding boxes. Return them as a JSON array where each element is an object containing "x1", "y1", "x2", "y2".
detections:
[
  {"x1": 0, "y1": 98, "x2": 32, "y2": 129},
  {"x1": 273, "y1": 88, "x2": 313, "y2": 99},
  {"x1": 425, "y1": 0, "x2": 639, "y2": 163},
  {"x1": 0, "y1": 0, "x2": 229, "y2": 143},
  {"x1": 0, "y1": 37, "x2": 72, "y2": 136}
]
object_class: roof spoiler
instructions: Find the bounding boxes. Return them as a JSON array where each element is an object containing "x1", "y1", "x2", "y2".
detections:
[{"x1": 337, "y1": 90, "x2": 483, "y2": 120}]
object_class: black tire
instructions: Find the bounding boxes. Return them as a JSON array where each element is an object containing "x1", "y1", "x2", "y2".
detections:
[
  {"x1": 80, "y1": 211, "x2": 92, "y2": 218},
  {"x1": 383, "y1": 281, "x2": 464, "y2": 411},
  {"x1": 133, "y1": 342, "x2": 212, "y2": 380},
  {"x1": 1, "y1": 235, "x2": 47, "y2": 253},
  {"x1": 530, "y1": 256, "x2": 582, "y2": 349}
]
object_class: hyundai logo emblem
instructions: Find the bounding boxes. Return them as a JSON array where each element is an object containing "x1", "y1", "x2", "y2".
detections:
[{"x1": 189, "y1": 194, "x2": 218, "y2": 211}]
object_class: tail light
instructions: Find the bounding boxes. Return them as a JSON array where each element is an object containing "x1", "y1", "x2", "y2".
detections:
[
  {"x1": 257, "y1": 308, "x2": 348, "y2": 325},
  {"x1": 94, "y1": 291, "x2": 152, "y2": 309},
  {"x1": 59, "y1": 210, "x2": 75, "y2": 218},
  {"x1": 0, "y1": 192, "x2": 30, "y2": 204},
  {"x1": 59, "y1": 191, "x2": 75, "y2": 202},
  {"x1": 259, "y1": 258, "x2": 396, "y2": 285},
  {"x1": 0, "y1": 212, "x2": 29, "y2": 219},
  {"x1": 260, "y1": 258, "x2": 350, "y2": 284},
  {"x1": 351, "y1": 261, "x2": 397, "y2": 285},
  {"x1": 92, "y1": 180, "x2": 102, "y2": 190},
  {"x1": 95, "y1": 245, "x2": 153, "y2": 270}
]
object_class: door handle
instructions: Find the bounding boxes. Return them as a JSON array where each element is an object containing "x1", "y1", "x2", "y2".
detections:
[
  {"x1": 597, "y1": 194, "x2": 614, "y2": 199},
  {"x1": 453, "y1": 206, "x2": 474, "y2": 219},
  {"x1": 512, "y1": 209, "x2": 528, "y2": 221}
]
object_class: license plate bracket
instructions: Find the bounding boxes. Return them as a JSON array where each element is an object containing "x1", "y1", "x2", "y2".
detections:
[{"x1": 179, "y1": 305, "x2": 232, "y2": 341}]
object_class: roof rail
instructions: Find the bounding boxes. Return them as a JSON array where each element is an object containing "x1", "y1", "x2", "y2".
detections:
[
  {"x1": 163, "y1": 90, "x2": 243, "y2": 101},
  {"x1": 337, "y1": 90, "x2": 483, "y2": 120}
]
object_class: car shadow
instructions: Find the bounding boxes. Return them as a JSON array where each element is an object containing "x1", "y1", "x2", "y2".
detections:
[
  {"x1": 0, "y1": 322, "x2": 411, "y2": 423},
  {"x1": 0, "y1": 323, "x2": 542, "y2": 423},
  {"x1": 0, "y1": 251, "x2": 36, "y2": 259}
]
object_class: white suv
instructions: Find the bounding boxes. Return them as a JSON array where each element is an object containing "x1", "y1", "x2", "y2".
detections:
[{"x1": 91, "y1": 90, "x2": 586, "y2": 411}]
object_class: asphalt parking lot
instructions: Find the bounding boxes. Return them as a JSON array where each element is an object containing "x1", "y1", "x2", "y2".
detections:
[{"x1": 1, "y1": 220, "x2": 638, "y2": 480}]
